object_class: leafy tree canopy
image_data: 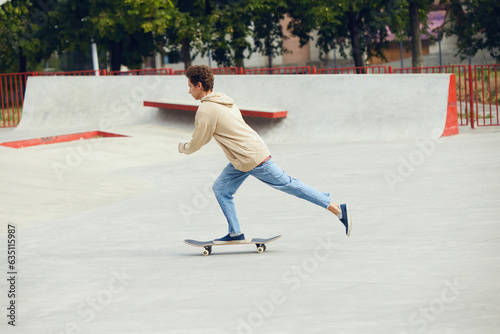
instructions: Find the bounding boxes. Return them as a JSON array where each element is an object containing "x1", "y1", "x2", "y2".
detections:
[{"x1": 443, "y1": 0, "x2": 500, "y2": 62}]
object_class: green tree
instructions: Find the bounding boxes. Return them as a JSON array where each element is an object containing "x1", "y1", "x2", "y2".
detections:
[
  {"x1": 208, "y1": 0, "x2": 259, "y2": 68},
  {"x1": 45, "y1": 0, "x2": 175, "y2": 71},
  {"x1": 0, "y1": 0, "x2": 58, "y2": 73},
  {"x1": 88, "y1": 0, "x2": 175, "y2": 71},
  {"x1": 251, "y1": 0, "x2": 288, "y2": 68},
  {"x1": 161, "y1": 0, "x2": 250, "y2": 69},
  {"x1": 206, "y1": 7, "x2": 235, "y2": 67},
  {"x1": 213, "y1": 0, "x2": 252, "y2": 68},
  {"x1": 0, "y1": 1, "x2": 24, "y2": 72},
  {"x1": 288, "y1": 0, "x2": 402, "y2": 69},
  {"x1": 204, "y1": 0, "x2": 288, "y2": 68},
  {"x1": 287, "y1": 0, "x2": 346, "y2": 63},
  {"x1": 1, "y1": 0, "x2": 177, "y2": 73},
  {"x1": 407, "y1": 0, "x2": 433, "y2": 67},
  {"x1": 162, "y1": 0, "x2": 210, "y2": 69},
  {"x1": 157, "y1": 0, "x2": 244, "y2": 69},
  {"x1": 443, "y1": 0, "x2": 500, "y2": 62},
  {"x1": 52, "y1": 0, "x2": 97, "y2": 70}
]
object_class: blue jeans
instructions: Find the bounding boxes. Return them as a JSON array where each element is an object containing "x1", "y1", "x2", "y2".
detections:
[{"x1": 212, "y1": 159, "x2": 332, "y2": 234}]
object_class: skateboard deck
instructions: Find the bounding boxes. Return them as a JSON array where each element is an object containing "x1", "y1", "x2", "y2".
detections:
[{"x1": 184, "y1": 235, "x2": 281, "y2": 256}]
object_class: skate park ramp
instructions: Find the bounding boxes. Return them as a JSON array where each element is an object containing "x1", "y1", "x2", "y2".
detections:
[
  {"x1": 8, "y1": 73, "x2": 458, "y2": 145},
  {"x1": 1, "y1": 74, "x2": 498, "y2": 334}
]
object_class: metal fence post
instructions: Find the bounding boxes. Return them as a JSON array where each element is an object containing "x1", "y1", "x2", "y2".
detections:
[{"x1": 468, "y1": 64, "x2": 475, "y2": 129}]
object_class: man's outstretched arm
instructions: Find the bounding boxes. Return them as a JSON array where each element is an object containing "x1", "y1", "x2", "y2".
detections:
[{"x1": 178, "y1": 111, "x2": 215, "y2": 154}]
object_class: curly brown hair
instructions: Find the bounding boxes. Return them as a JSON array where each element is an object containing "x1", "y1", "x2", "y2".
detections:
[{"x1": 185, "y1": 65, "x2": 214, "y2": 92}]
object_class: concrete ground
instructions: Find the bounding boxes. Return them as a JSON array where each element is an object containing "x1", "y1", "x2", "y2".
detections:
[{"x1": 0, "y1": 123, "x2": 499, "y2": 334}]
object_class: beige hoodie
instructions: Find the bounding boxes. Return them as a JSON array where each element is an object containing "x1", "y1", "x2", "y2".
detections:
[{"x1": 180, "y1": 92, "x2": 271, "y2": 172}]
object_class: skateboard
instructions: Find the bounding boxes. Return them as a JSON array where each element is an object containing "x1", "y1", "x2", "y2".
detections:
[{"x1": 184, "y1": 235, "x2": 281, "y2": 256}]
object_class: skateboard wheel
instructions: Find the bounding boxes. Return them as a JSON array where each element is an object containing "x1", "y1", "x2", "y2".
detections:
[
  {"x1": 203, "y1": 246, "x2": 212, "y2": 256},
  {"x1": 257, "y1": 245, "x2": 265, "y2": 254}
]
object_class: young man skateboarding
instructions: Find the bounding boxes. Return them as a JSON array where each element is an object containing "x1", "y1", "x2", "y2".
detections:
[{"x1": 178, "y1": 65, "x2": 352, "y2": 242}]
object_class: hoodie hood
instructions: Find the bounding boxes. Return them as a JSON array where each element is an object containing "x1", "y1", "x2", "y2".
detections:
[{"x1": 201, "y1": 92, "x2": 234, "y2": 107}]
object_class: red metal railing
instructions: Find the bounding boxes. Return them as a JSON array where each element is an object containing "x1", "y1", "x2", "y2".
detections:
[
  {"x1": 106, "y1": 68, "x2": 174, "y2": 76},
  {"x1": 0, "y1": 72, "x2": 32, "y2": 127},
  {"x1": 174, "y1": 67, "x2": 241, "y2": 75},
  {"x1": 244, "y1": 66, "x2": 314, "y2": 75},
  {"x1": 473, "y1": 64, "x2": 499, "y2": 126},
  {"x1": 318, "y1": 66, "x2": 387, "y2": 74},
  {"x1": 212, "y1": 67, "x2": 241, "y2": 75},
  {"x1": 34, "y1": 70, "x2": 100, "y2": 76}
]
